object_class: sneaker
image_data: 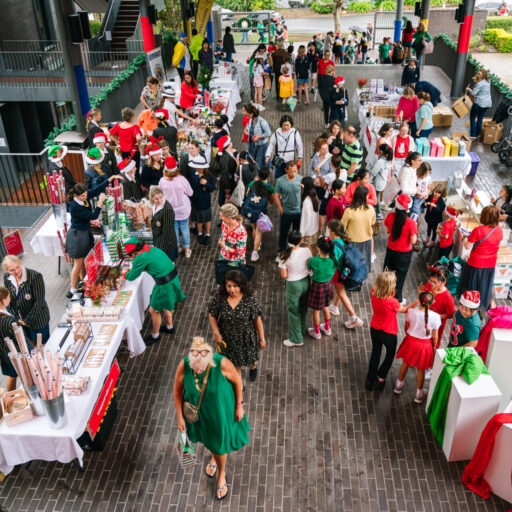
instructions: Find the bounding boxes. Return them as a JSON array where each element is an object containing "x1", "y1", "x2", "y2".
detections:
[
  {"x1": 365, "y1": 379, "x2": 375, "y2": 391},
  {"x1": 320, "y1": 324, "x2": 332, "y2": 336},
  {"x1": 283, "y1": 339, "x2": 303, "y2": 347},
  {"x1": 251, "y1": 250, "x2": 259, "y2": 262},
  {"x1": 373, "y1": 379, "x2": 386, "y2": 391},
  {"x1": 184, "y1": 248, "x2": 192, "y2": 258},
  {"x1": 393, "y1": 379, "x2": 404, "y2": 395},
  {"x1": 307, "y1": 327, "x2": 321, "y2": 340},
  {"x1": 344, "y1": 317, "x2": 363, "y2": 329},
  {"x1": 258, "y1": 105, "x2": 266, "y2": 111},
  {"x1": 190, "y1": 226, "x2": 198, "y2": 235},
  {"x1": 401, "y1": 298, "x2": 407, "y2": 307},
  {"x1": 376, "y1": 213, "x2": 384, "y2": 221},
  {"x1": 328, "y1": 304, "x2": 340, "y2": 316},
  {"x1": 160, "y1": 325, "x2": 176, "y2": 334},
  {"x1": 414, "y1": 389, "x2": 426, "y2": 404},
  {"x1": 204, "y1": 236, "x2": 211, "y2": 245},
  {"x1": 371, "y1": 252, "x2": 377, "y2": 263},
  {"x1": 144, "y1": 334, "x2": 161, "y2": 346},
  {"x1": 262, "y1": 94, "x2": 267, "y2": 101},
  {"x1": 425, "y1": 368, "x2": 433, "y2": 381},
  {"x1": 249, "y1": 368, "x2": 258, "y2": 381},
  {"x1": 198, "y1": 235, "x2": 206, "y2": 245},
  {"x1": 311, "y1": 87, "x2": 315, "y2": 93}
]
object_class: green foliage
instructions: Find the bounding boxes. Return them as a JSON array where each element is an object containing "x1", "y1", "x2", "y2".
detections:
[
  {"x1": 159, "y1": 0, "x2": 183, "y2": 32},
  {"x1": 480, "y1": 44, "x2": 488, "y2": 52},
  {"x1": 404, "y1": 0, "x2": 416, "y2": 5},
  {"x1": 347, "y1": 0, "x2": 373, "y2": 12},
  {"x1": 379, "y1": 0, "x2": 396, "y2": 10},
  {"x1": 486, "y1": 16, "x2": 512, "y2": 31},
  {"x1": 311, "y1": 1, "x2": 334, "y2": 13},
  {"x1": 252, "y1": 0, "x2": 276, "y2": 9},
  {"x1": 484, "y1": 27, "x2": 512, "y2": 50},
  {"x1": 89, "y1": 20, "x2": 102, "y2": 37},
  {"x1": 43, "y1": 54, "x2": 147, "y2": 146},
  {"x1": 215, "y1": 0, "x2": 274, "y2": 9},
  {"x1": 197, "y1": 65, "x2": 212, "y2": 89},
  {"x1": 468, "y1": 34, "x2": 481, "y2": 49}
]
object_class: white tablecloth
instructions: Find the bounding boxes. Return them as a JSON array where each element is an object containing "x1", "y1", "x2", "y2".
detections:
[
  {"x1": 0, "y1": 272, "x2": 152, "y2": 474},
  {"x1": 30, "y1": 214, "x2": 67, "y2": 257}
]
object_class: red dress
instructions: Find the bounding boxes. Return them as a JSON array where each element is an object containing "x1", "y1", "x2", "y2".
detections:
[
  {"x1": 423, "y1": 283, "x2": 455, "y2": 347},
  {"x1": 242, "y1": 115, "x2": 250, "y2": 144},
  {"x1": 109, "y1": 123, "x2": 141, "y2": 153}
]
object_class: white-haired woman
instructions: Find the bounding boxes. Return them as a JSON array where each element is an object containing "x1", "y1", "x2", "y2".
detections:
[{"x1": 174, "y1": 337, "x2": 250, "y2": 500}]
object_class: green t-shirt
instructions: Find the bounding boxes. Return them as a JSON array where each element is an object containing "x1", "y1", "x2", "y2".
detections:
[
  {"x1": 448, "y1": 310, "x2": 482, "y2": 348},
  {"x1": 275, "y1": 175, "x2": 303, "y2": 215},
  {"x1": 248, "y1": 180, "x2": 275, "y2": 194},
  {"x1": 307, "y1": 256, "x2": 336, "y2": 283},
  {"x1": 379, "y1": 43, "x2": 390, "y2": 61}
]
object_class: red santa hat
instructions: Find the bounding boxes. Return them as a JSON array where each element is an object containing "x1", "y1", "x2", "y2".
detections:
[
  {"x1": 445, "y1": 207, "x2": 459, "y2": 219},
  {"x1": 217, "y1": 135, "x2": 231, "y2": 156},
  {"x1": 395, "y1": 194, "x2": 412, "y2": 212},
  {"x1": 334, "y1": 76, "x2": 345, "y2": 87},
  {"x1": 118, "y1": 158, "x2": 136, "y2": 174},
  {"x1": 155, "y1": 109, "x2": 169, "y2": 120},
  {"x1": 147, "y1": 144, "x2": 162, "y2": 157},
  {"x1": 460, "y1": 290, "x2": 480, "y2": 309},
  {"x1": 164, "y1": 156, "x2": 178, "y2": 171},
  {"x1": 93, "y1": 132, "x2": 108, "y2": 145}
]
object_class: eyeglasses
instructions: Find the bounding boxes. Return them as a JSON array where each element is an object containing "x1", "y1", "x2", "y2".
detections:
[{"x1": 191, "y1": 349, "x2": 210, "y2": 357}]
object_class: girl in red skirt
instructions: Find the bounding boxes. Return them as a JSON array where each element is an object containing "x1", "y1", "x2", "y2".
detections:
[
  {"x1": 394, "y1": 291, "x2": 441, "y2": 404},
  {"x1": 307, "y1": 236, "x2": 336, "y2": 340}
]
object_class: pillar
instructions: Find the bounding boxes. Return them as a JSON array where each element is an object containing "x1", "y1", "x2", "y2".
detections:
[
  {"x1": 450, "y1": 0, "x2": 476, "y2": 98},
  {"x1": 420, "y1": 0, "x2": 431, "y2": 29},
  {"x1": 394, "y1": 0, "x2": 404, "y2": 42},
  {"x1": 139, "y1": 0, "x2": 156, "y2": 53}
]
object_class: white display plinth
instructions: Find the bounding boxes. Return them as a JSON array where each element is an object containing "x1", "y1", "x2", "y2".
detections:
[
  {"x1": 483, "y1": 400, "x2": 512, "y2": 504},
  {"x1": 486, "y1": 328, "x2": 512, "y2": 412},
  {"x1": 426, "y1": 348, "x2": 502, "y2": 462}
]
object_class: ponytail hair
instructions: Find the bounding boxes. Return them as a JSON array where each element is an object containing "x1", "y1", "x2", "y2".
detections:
[
  {"x1": 278, "y1": 230, "x2": 302, "y2": 263},
  {"x1": 419, "y1": 291, "x2": 435, "y2": 336},
  {"x1": 327, "y1": 219, "x2": 351, "y2": 245},
  {"x1": 317, "y1": 236, "x2": 337, "y2": 268},
  {"x1": 67, "y1": 183, "x2": 87, "y2": 203},
  {"x1": 86, "y1": 108, "x2": 101, "y2": 131}
]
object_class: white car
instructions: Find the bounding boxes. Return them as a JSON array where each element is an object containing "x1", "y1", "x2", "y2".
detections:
[{"x1": 475, "y1": 0, "x2": 512, "y2": 10}]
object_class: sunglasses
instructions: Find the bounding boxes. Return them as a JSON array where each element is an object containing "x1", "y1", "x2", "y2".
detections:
[{"x1": 191, "y1": 349, "x2": 210, "y2": 357}]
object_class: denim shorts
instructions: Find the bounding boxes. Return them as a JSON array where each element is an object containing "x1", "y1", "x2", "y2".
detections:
[{"x1": 297, "y1": 78, "x2": 310, "y2": 84}]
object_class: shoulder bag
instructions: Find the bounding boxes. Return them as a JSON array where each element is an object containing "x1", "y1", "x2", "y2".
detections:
[
  {"x1": 229, "y1": 165, "x2": 245, "y2": 207},
  {"x1": 183, "y1": 364, "x2": 211, "y2": 423},
  {"x1": 271, "y1": 130, "x2": 293, "y2": 168},
  {"x1": 472, "y1": 226, "x2": 497, "y2": 249}
]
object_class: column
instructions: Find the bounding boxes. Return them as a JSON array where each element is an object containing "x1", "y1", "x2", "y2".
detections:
[
  {"x1": 139, "y1": 0, "x2": 156, "y2": 53},
  {"x1": 394, "y1": 0, "x2": 404, "y2": 42},
  {"x1": 420, "y1": 0, "x2": 431, "y2": 29}
]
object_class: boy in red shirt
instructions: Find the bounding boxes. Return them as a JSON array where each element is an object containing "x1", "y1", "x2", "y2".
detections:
[{"x1": 437, "y1": 207, "x2": 459, "y2": 259}]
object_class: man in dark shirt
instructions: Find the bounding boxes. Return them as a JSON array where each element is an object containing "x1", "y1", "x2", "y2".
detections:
[{"x1": 152, "y1": 109, "x2": 178, "y2": 156}]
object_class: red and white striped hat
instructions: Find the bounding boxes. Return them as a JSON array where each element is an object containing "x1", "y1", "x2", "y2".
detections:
[
  {"x1": 118, "y1": 158, "x2": 136, "y2": 174},
  {"x1": 93, "y1": 132, "x2": 108, "y2": 145},
  {"x1": 147, "y1": 144, "x2": 162, "y2": 157},
  {"x1": 217, "y1": 135, "x2": 231, "y2": 156},
  {"x1": 155, "y1": 109, "x2": 169, "y2": 120},
  {"x1": 396, "y1": 194, "x2": 412, "y2": 212},
  {"x1": 445, "y1": 207, "x2": 459, "y2": 218},
  {"x1": 460, "y1": 290, "x2": 480, "y2": 309},
  {"x1": 164, "y1": 156, "x2": 178, "y2": 171}
]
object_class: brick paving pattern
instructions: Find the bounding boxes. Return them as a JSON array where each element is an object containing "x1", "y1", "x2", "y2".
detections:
[{"x1": 0, "y1": 65, "x2": 510, "y2": 511}]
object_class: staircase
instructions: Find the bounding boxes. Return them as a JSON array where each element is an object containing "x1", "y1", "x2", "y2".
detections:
[{"x1": 110, "y1": 0, "x2": 140, "y2": 53}]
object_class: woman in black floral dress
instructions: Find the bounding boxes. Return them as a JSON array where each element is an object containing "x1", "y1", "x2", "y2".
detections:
[{"x1": 208, "y1": 270, "x2": 266, "y2": 382}]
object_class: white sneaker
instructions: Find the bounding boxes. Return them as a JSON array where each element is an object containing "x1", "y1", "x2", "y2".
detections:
[
  {"x1": 283, "y1": 339, "x2": 303, "y2": 347},
  {"x1": 184, "y1": 248, "x2": 192, "y2": 258},
  {"x1": 414, "y1": 389, "x2": 426, "y2": 404},
  {"x1": 258, "y1": 105, "x2": 265, "y2": 111},
  {"x1": 344, "y1": 317, "x2": 363, "y2": 329},
  {"x1": 393, "y1": 379, "x2": 404, "y2": 395},
  {"x1": 371, "y1": 252, "x2": 376, "y2": 263},
  {"x1": 328, "y1": 304, "x2": 340, "y2": 316},
  {"x1": 307, "y1": 327, "x2": 321, "y2": 340},
  {"x1": 251, "y1": 250, "x2": 259, "y2": 262},
  {"x1": 320, "y1": 324, "x2": 331, "y2": 336},
  {"x1": 425, "y1": 369, "x2": 432, "y2": 381}
]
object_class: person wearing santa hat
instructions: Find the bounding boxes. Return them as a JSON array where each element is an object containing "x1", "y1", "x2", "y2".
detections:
[
  {"x1": 448, "y1": 291, "x2": 482, "y2": 349},
  {"x1": 158, "y1": 156, "x2": 194, "y2": 258},
  {"x1": 329, "y1": 76, "x2": 349, "y2": 127},
  {"x1": 84, "y1": 147, "x2": 109, "y2": 190},
  {"x1": 383, "y1": 194, "x2": 418, "y2": 305},
  {"x1": 123, "y1": 237, "x2": 185, "y2": 345},
  {"x1": 436, "y1": 206, "x2": 459, "y2": 259},
  {"x1": 140, "y1": 143, "x2": 164, "y2": 189},
  {"x1": 92, "y1": 131, "x2": 117, "y2": 176},
  {"x1": 211, "y1": 135, "x2": 237, "y2": 207},
  {"x1": 152, "y1": 109, "x2": 177, "y2": 156},
  {"x1": 47, "y1": 144, "x2": 76, "y2": 193},
  {"x1": 117, "y1": 157, "x2": 143, "y2": 202}
]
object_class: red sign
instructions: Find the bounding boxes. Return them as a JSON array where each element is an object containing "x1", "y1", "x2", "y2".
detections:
[
  {"x1": 204, "y1": 89, "x2": 210, "y2": 108},
  {"x1": 85, "y1": 250, "x2": 98, "y2": 284},
  {"x1": 3, "y1": 231, "x2": 23, "y2": 256},
  {"x1": 366, "y1": 126, "x2": 372, "y2": 145},
  {"x1": 87, "y1": 359, "x2": 120, "y2": 438},
  {"x1": 93, "y1": 239, "x2": 103, "y2": 266}
]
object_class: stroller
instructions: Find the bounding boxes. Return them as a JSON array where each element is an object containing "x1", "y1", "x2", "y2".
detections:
[{"x1": 490, "y1": 102, "x2": 512, "y2": 164}]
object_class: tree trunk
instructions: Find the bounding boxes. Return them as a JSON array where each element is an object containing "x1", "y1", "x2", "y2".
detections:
[{"x1": 333, "y1": 0, "x2": 343, "y2": 34}]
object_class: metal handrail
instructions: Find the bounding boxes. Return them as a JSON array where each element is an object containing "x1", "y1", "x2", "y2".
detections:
[{"x1": 98, "y1": 0, "x2": 116, "y2": 41}]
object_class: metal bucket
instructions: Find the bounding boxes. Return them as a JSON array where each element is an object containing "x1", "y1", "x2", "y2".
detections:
[
  {"x1": 41, "y1": 393, "x2": 67, "y2": 430},
  {"x1": 25, "y1": 385, "x2": 45, "y2": 416}
]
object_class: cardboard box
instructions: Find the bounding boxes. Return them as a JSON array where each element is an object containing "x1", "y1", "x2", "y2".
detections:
[
  {"x1": 433, "y1": 106, "x2": 454, "y2": 127},
  {"x1": 466, "y1": 117, "x2": 492, "y2": 128},
  {"x1": 494, "y1": 281, "x2": 511, "y2": 300},
  {"x1": 452, "y1": 131, "x2": 472, "y2": 153},
  {"x1": 495, "y1": 264, "x2": 512, "y2": 281},
  {"x1": 482, "y1": 122, "x2": 504, "y2": 145},
  {"x1": 452, "y1": 95, "x2": 473, "y2": 118},
  {"x1": 1, "y1": 388, "x2": 34, "y2": 427}
]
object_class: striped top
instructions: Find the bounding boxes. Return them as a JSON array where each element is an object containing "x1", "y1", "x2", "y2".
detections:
[
  {"x1": 4, "y1": 269, "x2": 50, "y2": 330},
  {"x1": 340, "y1": 140, "x2": 363, "y2": 178}
]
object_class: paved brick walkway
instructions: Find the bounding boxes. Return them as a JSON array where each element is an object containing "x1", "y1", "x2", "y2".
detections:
[{"x1": 0, "y1": 65, "x2": 510, "y2": 512}]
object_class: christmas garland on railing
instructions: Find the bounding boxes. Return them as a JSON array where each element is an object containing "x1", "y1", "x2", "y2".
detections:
[
  {"x1": 44, "y1": 53, "x2": 147, "y2": 146},
  {"x1": 434, "y1": 33, "x2": 512, "y2": 102}
]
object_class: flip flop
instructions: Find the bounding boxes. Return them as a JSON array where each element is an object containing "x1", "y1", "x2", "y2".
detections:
[
  {"x1": 216, "y1": 483, "x2": 229, "y2": 500},
  {"x1": 205, "y1": 462, "x2": 217, "y2": 478}
]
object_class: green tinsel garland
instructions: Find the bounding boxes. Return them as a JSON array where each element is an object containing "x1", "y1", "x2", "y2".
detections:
[{"x1": 197, "y1": 64, "x2": 212, "y2": 89}]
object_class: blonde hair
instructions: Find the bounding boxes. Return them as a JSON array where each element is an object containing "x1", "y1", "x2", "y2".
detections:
[
  {"x1": 373, "y1": 271, "x2": 397, "y2": 300},
  {"x1": 277, "y1": 39, "x2": 285, "y2": 50},
  {"x1": 326, "y1": 64, "x2": 335, "y2": 74},
  {"x1": 220, "y1": 203, "x2": 242, "y2": 221},
  {"x1": 403, "y1": 86, "x2": 414, "y2": 99},
  {"x1": 2, "y1": 255, "x2": 21, "y2": 272},
  {"x1": 86, "y1": 108, "x2": 101, "y2": 131},
  {"x1": 149, "y1": 186, "x2": 164, "y2": 203},
  {"x1": 190, "y1": 337, "x2": 216, "y2": 366},
  {"x1": 398, "y1": 122, "x2": 409, "y2": 133}
]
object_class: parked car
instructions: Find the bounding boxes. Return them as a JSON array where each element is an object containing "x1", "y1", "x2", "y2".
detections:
[
  {"x1": 288, "y1": 0, "x2": 305, "y2": 6},
  {"x1": 475, "y1": 0, "x2": 512, "y2": 11},
  {"x1": 235, "y1": 11, "x2": 284, "y2": 29},
  {"x1": 221, "y1": 8, "x2": 235, "y2": 20}
]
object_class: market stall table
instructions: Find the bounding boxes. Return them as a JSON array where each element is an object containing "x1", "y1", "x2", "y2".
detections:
[
  {"x1": 30, "y1": 213, "x2": 68, "y2": 258},
  {"x1": 0, "y1": 272, "x2": 152, "y2": 475}
]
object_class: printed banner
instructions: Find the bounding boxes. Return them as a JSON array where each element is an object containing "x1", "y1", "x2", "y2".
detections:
[
  {"x1": 147, "y1": 47, "x2": 165, "y2": 83},
  {"x1": 195, "y1": 0, "x2": 215, "y2": 35}
]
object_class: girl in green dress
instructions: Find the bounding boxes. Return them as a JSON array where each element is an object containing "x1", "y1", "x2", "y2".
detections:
[{"x1": 174, "y1": 337, "x2": 250, "y2": 500}]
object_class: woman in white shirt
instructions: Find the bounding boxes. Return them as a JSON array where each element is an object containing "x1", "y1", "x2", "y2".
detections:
[
  {"x1": 397, "y1": 151, "x2": 422, "y2": 198},
  {"x1": 278, "y1": 230, "x2": 312, "y2": 347},
  {"x1": 300, "y1": 177, "x2": 320, "y2": 255}
]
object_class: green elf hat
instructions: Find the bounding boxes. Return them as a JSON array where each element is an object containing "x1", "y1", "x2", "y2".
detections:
[
  {"x1": 85, "y1": 147, "x2": 105, "y2": 165},
  {"x1": 48, "y1": 144, "x2": 68, "y2": 163},
  {"x1": 124, "y1": 237, "x2": 142, "y2": 254}
]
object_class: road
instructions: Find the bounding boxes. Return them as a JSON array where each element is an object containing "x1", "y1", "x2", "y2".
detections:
[{"x1": 284, "y1": 14, "x2": 373, "y2": 33}]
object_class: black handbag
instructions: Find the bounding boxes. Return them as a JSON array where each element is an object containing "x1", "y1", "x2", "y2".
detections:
[{"x1": 215, "y1": 260, "x2": 255, "y2": 284}]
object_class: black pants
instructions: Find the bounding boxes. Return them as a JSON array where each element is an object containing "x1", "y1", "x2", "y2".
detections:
[
  {"x1": 279, "y1": 212, "x2": 301, "y2": 252},
  {"x1": 322, "y1": 100, "x2": 331, "y2": 125},
  {"x1": 177, "y1": 67, "x2": 185, "y2": 81},
  {"x1": 383, "y1": 248, "x2": 412, "y2": 302},
  {"x1": 427, "y1": 221, "x2": 439, "y2": 241},
  {"x1": 438, "y1": 243, "x2": 453, "y2": 260},
  {"x1": 367, "y1": 327, "x2": 398, "y2": 383},
  {"x1": 192, "y1": 60, "x2": 199, "y2": 79}
]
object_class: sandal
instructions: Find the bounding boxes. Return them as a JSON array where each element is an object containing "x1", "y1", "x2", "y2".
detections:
[
  {"x1": 216, "y1": 483, "x2": 229, "y2": 500},
  {"x1": 205, "y1": 462, "x2": 217, "y2": 478}
]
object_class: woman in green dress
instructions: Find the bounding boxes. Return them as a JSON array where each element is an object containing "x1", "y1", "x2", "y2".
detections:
[{"x1": 174, "y1": 337, "x2": 250, "y2": 500}]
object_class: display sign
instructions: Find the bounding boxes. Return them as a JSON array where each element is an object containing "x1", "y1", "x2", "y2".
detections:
[
  {"x1": 3, "y1": 231, "x2": 23, "y2": 255},
  {"x1": 93, "y1": 239, "x2": 103, "y2": 267},
  {"x1": 195, "y1": 0, "x2": 215, "y2": 35},
  {"x1": 147, "y1": 47, "x2": 165, "y2": 83},
  {"x1": 85, "y1": 250, "x2": 98, "y2": 284},
  {"x1": 87, "y1": 359, "x2": 120, "y2": 439},
  {"x1": 204, "y1": 89, "x2": 210, "y2": 108}
]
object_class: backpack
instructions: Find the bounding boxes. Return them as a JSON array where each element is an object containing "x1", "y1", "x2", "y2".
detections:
[
  {"x1": 333, "y1": 239, "x2": 367, "y2": 291},
  {"x1": 241, "y1": 186, "x2": 269, "y2": 221}
]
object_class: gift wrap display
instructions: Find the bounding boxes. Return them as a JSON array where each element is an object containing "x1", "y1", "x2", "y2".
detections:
[{"x1": 425, "y1": 347, "x2": 501, "y2": 462}]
